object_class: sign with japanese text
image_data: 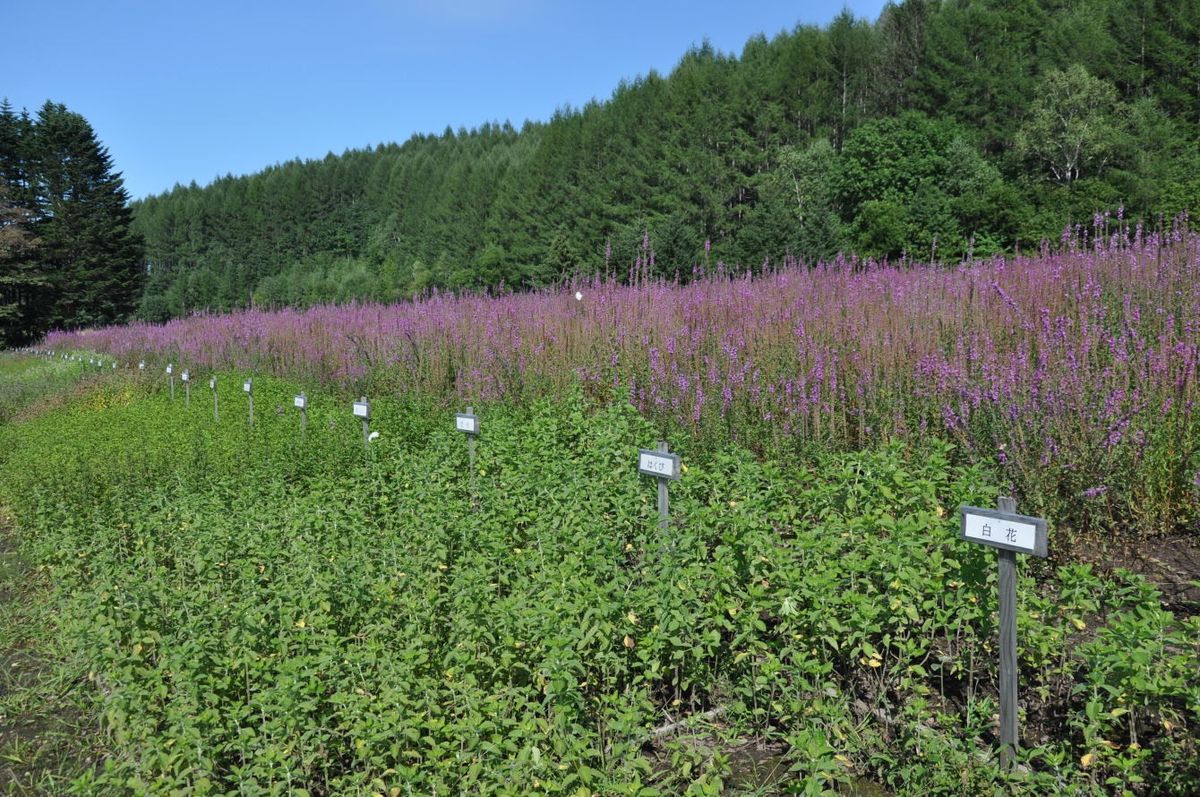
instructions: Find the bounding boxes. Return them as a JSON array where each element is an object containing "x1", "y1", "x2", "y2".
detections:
[{"x1": 959, "y1": 506, "x2": 1048, "y2": 558}]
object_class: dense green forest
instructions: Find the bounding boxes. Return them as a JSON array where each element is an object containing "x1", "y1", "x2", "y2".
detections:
[
  {"x1": 130, "y1": 0, "x2": 1200, "y2": 319},
  {"x1": 0, "y1": 101, "x2": 144, "y2": 344}
]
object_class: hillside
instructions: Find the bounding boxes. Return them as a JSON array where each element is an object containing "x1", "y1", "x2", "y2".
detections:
[{"x1": 131, "y1": 0, "x2": 1200, "y2": 319}]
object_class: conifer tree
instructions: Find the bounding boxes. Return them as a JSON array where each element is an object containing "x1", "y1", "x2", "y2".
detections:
[
  {"x1": 31, "y1": 101, "x2": 144, "y2": 329},
  {"x1": 0, "y1": 184, "x2": 47, "y2": 345}
]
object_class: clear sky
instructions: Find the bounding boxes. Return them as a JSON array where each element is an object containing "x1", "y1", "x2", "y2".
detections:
[{"x1": 7, "y1": 1, "x2": 887, "y2": 200}]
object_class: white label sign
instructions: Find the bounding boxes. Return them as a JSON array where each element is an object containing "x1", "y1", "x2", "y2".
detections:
[
  {"x1": 209, "y1": 377, "x2": 216, "y2": 389},
  {"x1": 138, "y1": 361, "x2": 145, "y2": 369},
  {"x1": 353, "y1": 401, "x2": 370, "y2": 419},
  {"x1": 456, "y1": 414, "x2": 479, "y2": 434},
  {"x1": 639, "y1": 450, "x2": 681, "y2": 480},
  {"x1": 166, "y1": 364, "x2": 173, "y2": 374},
  {"x1": 181, "y1": 371, "x2": 190, "y2": 382},
  {"x1": 294, "y1": 395, "x2": 307, "y2": 409},
  {"x1": 243, "y1": 380, "x2": 252, "y2": 393},
  {"x1": 959, "y1": 506, "x2": 1048, "y2": 557}
]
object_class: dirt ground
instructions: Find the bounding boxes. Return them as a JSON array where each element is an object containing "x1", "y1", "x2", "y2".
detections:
[{"x1": 1082, "y1": 531, "x2": 1200, "y2": 616}]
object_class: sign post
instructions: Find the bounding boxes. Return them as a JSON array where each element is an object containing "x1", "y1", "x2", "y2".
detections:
[
  {"x1": 167, "y1": 363, "x2": 175, "y2": 401},
  {"x1": 638, "y1": 441, "x2": 681, "y2": 530},
  {"x1": 210, "y1": 376, "x2": 218, "y2": 422},
  {"x1": 959, "y1": 498, "x2": 1049, "y2": 770},
  {"x1": 295, "y1": 392, "x2": 308, "y2": 437},
  {"x1": 182, "y1": 370, "x2": 191, "y2": 406},
  {"x1": 244, "y1": 378, "x2": 254, "y2": 426},
  {"x1": 353, "y1": 397, "x2": 371, "y2": 450},
  {"x1": 456, "y1": 407, "x2": 480, "y2": 491}
]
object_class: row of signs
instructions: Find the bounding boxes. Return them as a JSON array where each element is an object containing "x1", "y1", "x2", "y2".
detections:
[{"x1": 23, "y1": 349, "x2": 1045, "y2": 554}]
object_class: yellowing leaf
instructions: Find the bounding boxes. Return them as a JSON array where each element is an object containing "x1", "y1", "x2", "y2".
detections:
[
  {"x1": 1071, "y1": 617, "x2": 1087, "y2": 631},
  {"x1": 1080, "y1": 753, "x2": 1096, "y2": 768},
  {"x1": 623, "y1": 635, "x2": 636, "y2": 649},
  {"x1": 294, "y1": 619, "x2": 306, "y2": 629}
]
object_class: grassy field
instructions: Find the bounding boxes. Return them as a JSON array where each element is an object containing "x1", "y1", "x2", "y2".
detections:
[{"x1": 0, "y1": 354, "x2": 1196, "y2": 795}]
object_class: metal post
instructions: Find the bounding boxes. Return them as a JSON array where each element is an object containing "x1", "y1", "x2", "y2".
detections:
[
  {"x1": 212, "y1": 378, "x2": 219, "y2": 422},
  {"x1": 657, "y1": 440, "x2": 670, "y2": 530},
  {"x1": 248, "y1": 392, "x2": 254, "y2": 427},
  {"x1": 361, "y1": 396, "x2": 370, "y2": 451},
  {"x1": 997, "y1": 495, "x2": 1019, "y2": 770},
  {"x1": 300, "y1": 392, "x2": 308, "y2": 438},
  {"x1": 466, "y1": 405, "x2": 477, "y2": 492},
  {"x1": 169, "y1": 372, "x2": 175, "y2": 401},
  {"x1": 184, "y1": 379, "x2": 190, "y2": 407},
  {"x1": 466, "y1": 405, "x2": 477, "y2": 468}
]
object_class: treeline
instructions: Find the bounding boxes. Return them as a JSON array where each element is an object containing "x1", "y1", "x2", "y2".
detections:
[
  {"x1": 133, "y1": 0, "x2": 1200, "y2": 319},
  {"x1": 0, "y1": 101, "x2": 144, "y2": 345}
]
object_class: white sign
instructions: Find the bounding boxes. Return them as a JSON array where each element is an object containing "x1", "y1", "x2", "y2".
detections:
[
  {"x1": 181, "y1": 371, "x2": 190, "y2": 382},
  {"x1": 959, "y1": 506, "x2": 1048, "y2": 557},
  {"x1": 209, "y1": 377, "x2": 216, "y2": 389},
  {"x1": 243, "y1": 380, "x2": 252, "y2": 393},
  {"x1": 352, "y1": 401, "x2": 370, "y2": 420},
  {"x1": 294, "y1": 395, "x2": 307, "y2": 410},
  {"x1": 138, "y1": 361, "x2": 145, "y2": 370},
  {"x1": 166, "y1": 364, "x2": 173, "y2": 375},
  {"x1": 639, "y1": 450, "x2": 681, "y2": 480},
  {"x1": 456, "y1": 414, "x2": 479, "y2": 434}
]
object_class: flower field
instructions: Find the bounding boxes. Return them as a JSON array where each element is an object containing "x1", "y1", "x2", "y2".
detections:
[
  {"x1": 3, "y1": 222, "x2": 1198, "y2": 794},
  {"x1": 46, "y1": 224, "x2": 1200, "y2": 541}
]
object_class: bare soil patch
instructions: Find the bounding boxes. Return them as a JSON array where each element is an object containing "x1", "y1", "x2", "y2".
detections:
[{"x1": 0, "y1": 510, "x2": 103, "y2": 795}]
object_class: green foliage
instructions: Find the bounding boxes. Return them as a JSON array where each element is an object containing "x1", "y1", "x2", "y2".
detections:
[
  {"x1": 1015, "y1": 65, "x2": 1127, "y2": 186},
  {"x1": 835, "y1": 113, "x2": 1009, "y2": 259},
  {"x1": 0, "y1": 370, "x2": 1195, "y2": 794}
]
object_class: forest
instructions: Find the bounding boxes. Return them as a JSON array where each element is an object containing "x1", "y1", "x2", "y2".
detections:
[{"x1": 55, "y1": 0, "x2": 1200, "y2": 319}]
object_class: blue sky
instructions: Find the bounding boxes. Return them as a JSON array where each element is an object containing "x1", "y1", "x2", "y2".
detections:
[{"x1": 7, "y1": 1, "x2": 887, "y2": 200}]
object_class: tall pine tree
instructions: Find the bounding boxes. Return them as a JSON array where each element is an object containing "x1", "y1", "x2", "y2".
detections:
[
  {"x1": 32, "y1": 102, "x2": 144, "y2": 330},
  {"x1": 0, "y1": 183, "x2": 47, "y2": 344},
  {"x1": 1, "y1": 99, "x2": 144, "y2": 342}
]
